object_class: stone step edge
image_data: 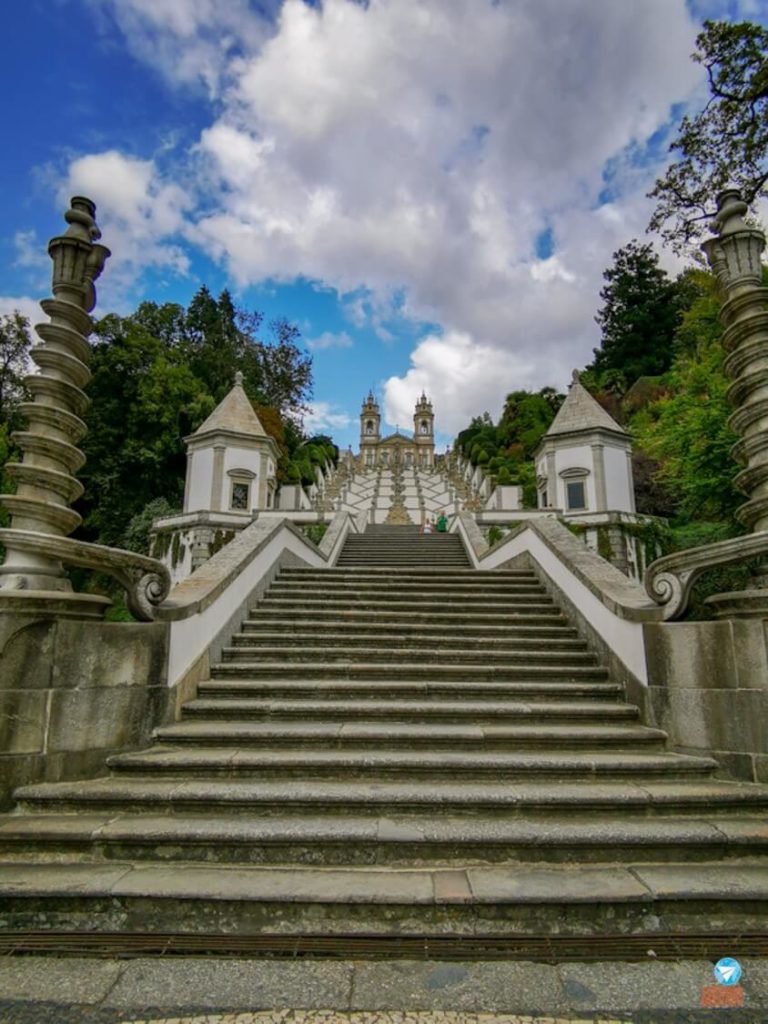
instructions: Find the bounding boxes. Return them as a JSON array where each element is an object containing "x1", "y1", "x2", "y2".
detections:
[
  {"x1": 16, "y1": 778, "x2": 766, "y2": 812},
  {"x1": 5, "y1": 812, "x2": 768, "y2": 848},
  {"x1": 182, "y1": 699, "x2": 636, "y2": 715},
  {"x1": 0, "y1": 860, "x2": 767, "y2": 907},
  {"x1": 220, "y1": 648, "x2": 599, "y2": 664},
  {"x1": 198, "y1": 679, "x2": 622, "y2": 690}
]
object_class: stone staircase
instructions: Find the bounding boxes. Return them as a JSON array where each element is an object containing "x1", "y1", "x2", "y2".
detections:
[
  {"x1": 1, "y1": 527, "x2": 767, "y2": 940},
  {"x1": 337, "y1": 524, "x2": 469, "y2": 566}
]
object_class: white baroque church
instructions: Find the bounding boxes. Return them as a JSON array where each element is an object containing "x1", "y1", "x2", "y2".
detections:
[{"x1": 359, "y1": 391, "x2": 436, "y2": 469}]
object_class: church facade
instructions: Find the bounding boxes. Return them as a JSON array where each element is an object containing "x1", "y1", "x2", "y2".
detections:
[{"x1": 359, "y1": 391, "x2": 435, "y2": 468}]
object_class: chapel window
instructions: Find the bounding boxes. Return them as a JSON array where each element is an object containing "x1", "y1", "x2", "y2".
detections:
[
  {"x1": 231, "y1": 481, "x2": 250, "y2": 510},
  {"x1": 566, "y1": 481, "x2": 586, "y2": 511}
]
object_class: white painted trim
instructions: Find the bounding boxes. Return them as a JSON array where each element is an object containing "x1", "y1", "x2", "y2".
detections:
[{"x1": 453, "y1": 514, "x2": 660, "y2": 684}]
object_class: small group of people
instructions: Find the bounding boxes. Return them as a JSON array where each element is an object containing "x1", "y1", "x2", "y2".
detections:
[{"x1": 421, "y1": 511, "x2": 448, "y2": 534}]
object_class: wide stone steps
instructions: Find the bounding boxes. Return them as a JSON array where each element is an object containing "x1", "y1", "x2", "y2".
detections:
[
  {"x1": 197, "y1": 679, "x2": 625, "y2": 701},
  {"x1": 255, "y1": 597, "x2": 559, "y2": 615},
  {"x1": 336, "y1": 556, "x2": 470, "y2": 565},
  {"x1": 267, "y1": 581, "x2": 547, "y2": 597},
  {"x1": 149, "y1": 720, "x2": 662, "y2": 751},
  {"x1": 247, "y1": 608, "x2": 569, "y2": 627},
  {"x1": 14, "y1": 777, "x2": 767, "y2": 818},
  {"x1": 182, "y1": 697, "x2": 635, "y2": 721},
  {"x1": 210, "y1": 662, "x2": 611, "y2": 682},
  {"x1": 221, "y1": 644, "x2": 598, "y2": 667},
  {"x1": 102, "y1": 747, "x2": 711, "y2": 781},
  {"x1": 4, "y1": 538, "x2": 768, "y2": 940},
  {"x1": 239, "y1": 623, "x2": 581, "y2": 642},
  {"x1": 2, "y1": 812, "x2": 768, "y2": 866},
  {"x1": 279, "y1": 568, "x2": 536, "y2": 581}
]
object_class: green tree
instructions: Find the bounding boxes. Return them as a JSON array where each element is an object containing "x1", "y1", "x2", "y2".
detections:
[
  {"x1": 649, "y1": 19, "x2": 768, "y2": 251},
  {"x1": 589, "y1": 240, "x2": 682, "y2": 389},
  {"x1": 78, "y1": 314, "x2": 214, "y2": 545},
  {"x1": 0, "y1": 312, "x2": 32, "y2": 430},
  {"x1": 632, "y1": 276, "x2": 739, "y2": 523}
]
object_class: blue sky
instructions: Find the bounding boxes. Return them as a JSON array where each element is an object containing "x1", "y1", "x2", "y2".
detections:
[{"x1": 1, "y1": 0, "x2": 766, "y2": 451}]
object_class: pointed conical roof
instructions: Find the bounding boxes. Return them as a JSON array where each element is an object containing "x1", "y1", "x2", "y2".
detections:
[
  {"x1": 545, "y1": 372, "x2": 627, "y2": 438},
  {"x1": 193, "y1": 374, "x2": 268, "y2": 438}
]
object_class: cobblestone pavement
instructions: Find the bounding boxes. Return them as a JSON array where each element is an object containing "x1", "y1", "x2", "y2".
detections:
[
  {"x1": 0, "y1": 1005, "x2": 763, "y2": 1024},
  {"x1": 0, "y1": 957, "x2": 765, "y2": 1024}
]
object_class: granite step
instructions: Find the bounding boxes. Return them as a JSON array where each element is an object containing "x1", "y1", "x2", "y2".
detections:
[
  {"x1": 2, "y1": 812, "x2": 767, "y2": 866},
  {"x1": 153, "y1": 720, "x2": 660, "y2": 750},
  {"x1": 211, "y1": 660, "x2": 610, "y2": 681},
  {"x1": 197, "y1": 679, "x2": 625, "y2": 701},
  {"x1": 238, "y1": 622, "x2": 580, "y2": 641},
  {"x1": 232, "y1": 629, "x2": 583, "y2": 649},
  {"x1": 182, "y1": 697, "x2": 635, "y2": 721},
  {"x1": 2, "y1": 857, "x2": 768, "y2": 936},
  {"x1": 268, "y1": 585, "x2": 548, "y2": 598},
  {"x1": 220, "y1": 645, "x2": 599, "y2": 666},
  {"x1": 279, "y1": 568, "x2": 537, "y2": 581},
  {"x1": 15, "y1": 777, "x2": 765, "y2": 817},
  {"x1": 247, "y1": 609, "x2": 569, "y2": 627},
  {"x1": 104, "y1": 746, "x2": 712, "y2": 780},
  {"x1": 255, "y1": 597, "x2": 559, "y2": 614}
]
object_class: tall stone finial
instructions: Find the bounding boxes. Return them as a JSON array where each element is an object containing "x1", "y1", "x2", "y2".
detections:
[
  {"x1": 702, "y1": 188, "x2": 768, "y2": 536},
  {"x1": 703, "y1": 188, "x2": 765, "y2": 296},
  {"x1": 571, "y1": 369, "x2": 580, "y2": 384},
  {"x1": 235, "y1": 370, "x2": 244, "y2": 388},
  {"x1": 0, "y1": 198, "x2": 111, "y2": 594}
]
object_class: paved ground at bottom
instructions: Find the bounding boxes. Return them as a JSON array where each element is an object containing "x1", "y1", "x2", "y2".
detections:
[{"x1": 0, "y1": 957, "x2": 765, "y2": 1024}]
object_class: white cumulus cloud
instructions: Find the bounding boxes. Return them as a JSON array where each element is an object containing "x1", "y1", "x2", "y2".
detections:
[
  {"x1": 306, "y1": 330, "x2": 354, "y2": 351},
  {"x1": 303, "y1": 401, "x2": 352, "y2": 434},
  {"x1": 64, "y1": 0, "x2": 725, "y2": 429},
  {"x1": 60, "y1": 150, "x2": 194, "y2": 303}
]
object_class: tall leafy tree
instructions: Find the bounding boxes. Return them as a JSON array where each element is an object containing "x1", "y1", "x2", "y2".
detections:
[
  {"x1": 649, "y1": 19, "x2": 768, "y2": 251},
  {"x1": 589, "y1": 240, "x2": 682, "y2": 390},
  {"x1": 0, "y1": 312, "x2": 32, "y2": 431},
  {"x1": 74, "y1": 288, "x2": 313, "y2": 547},
  {"x1": 78, "y1": 313, "x2": 213, "y2": 545}
]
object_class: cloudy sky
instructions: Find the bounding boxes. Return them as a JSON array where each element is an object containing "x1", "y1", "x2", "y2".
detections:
[{"x1": 1, "y1": 0, "x2": 766, "y2": 450}]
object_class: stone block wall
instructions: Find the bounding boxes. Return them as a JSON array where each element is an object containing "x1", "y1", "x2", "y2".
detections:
[
  {"x1": 644, "y1": 618, "x2": 768, "y2": 783},
  {"x1": 0, "y1": 614, "x2": 169, "y2": 808}
]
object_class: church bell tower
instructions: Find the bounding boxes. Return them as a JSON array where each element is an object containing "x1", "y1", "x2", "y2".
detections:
[
  {"x1": 413, "y1": 391, "x2": 435, "y2": 468},
  {"x1": 360, "y1": 391, "x2": 381, "y2": 468}
]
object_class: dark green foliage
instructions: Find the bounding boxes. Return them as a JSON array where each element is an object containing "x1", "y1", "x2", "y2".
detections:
[
  {"x1": 75, "y1": 287, "x2": 312, "y2": 547},
  {"x1": 285, "y1": 435, "x2": 338, "y2": 486},
  {"x1": 649, "y1": 19, "x2": 768, "y2": 251},
  {"x1": 77, "y1": 313, "x2": 213, "y2": 546},
  {"x1": 455, "y1": 389, "x2": 563, "y2": 503},
  {"x1": 122, "y1": 497, "x2": 180, "y2": 554},
  {"x1": 588, "y1": 240, "x2": 682, "y2": 389},
  {"x1": 0, "y1": 312, "x2": 32, "y2": 431},
  {"x1": 487, "y1": 525, "x2": 504, "y2": 546},
  {"x1": 302, "y1": 522, "x2": 329, "y2": 546},
  {"x1": 632, "y1": 275, "x2": 741, "y2": 524}
]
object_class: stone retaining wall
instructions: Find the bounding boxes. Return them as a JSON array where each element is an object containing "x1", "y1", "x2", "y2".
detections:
[{"x1": 0, "y1": 615, "x2": 169, "y2": 808}]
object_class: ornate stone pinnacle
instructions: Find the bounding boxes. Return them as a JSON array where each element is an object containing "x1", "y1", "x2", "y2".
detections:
[
  {"x1": 0, "y1": 199, "x2": 170, "y2": 618},
  {"x1": 702, "y1": 188, "x2": 768, "y2": 537},
  {"x1": 235, "y1": 370, "x2": 244, "y2": 387},
  {"x1": 0, "y1": 198, "x2": 110, "y2": 593}
]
